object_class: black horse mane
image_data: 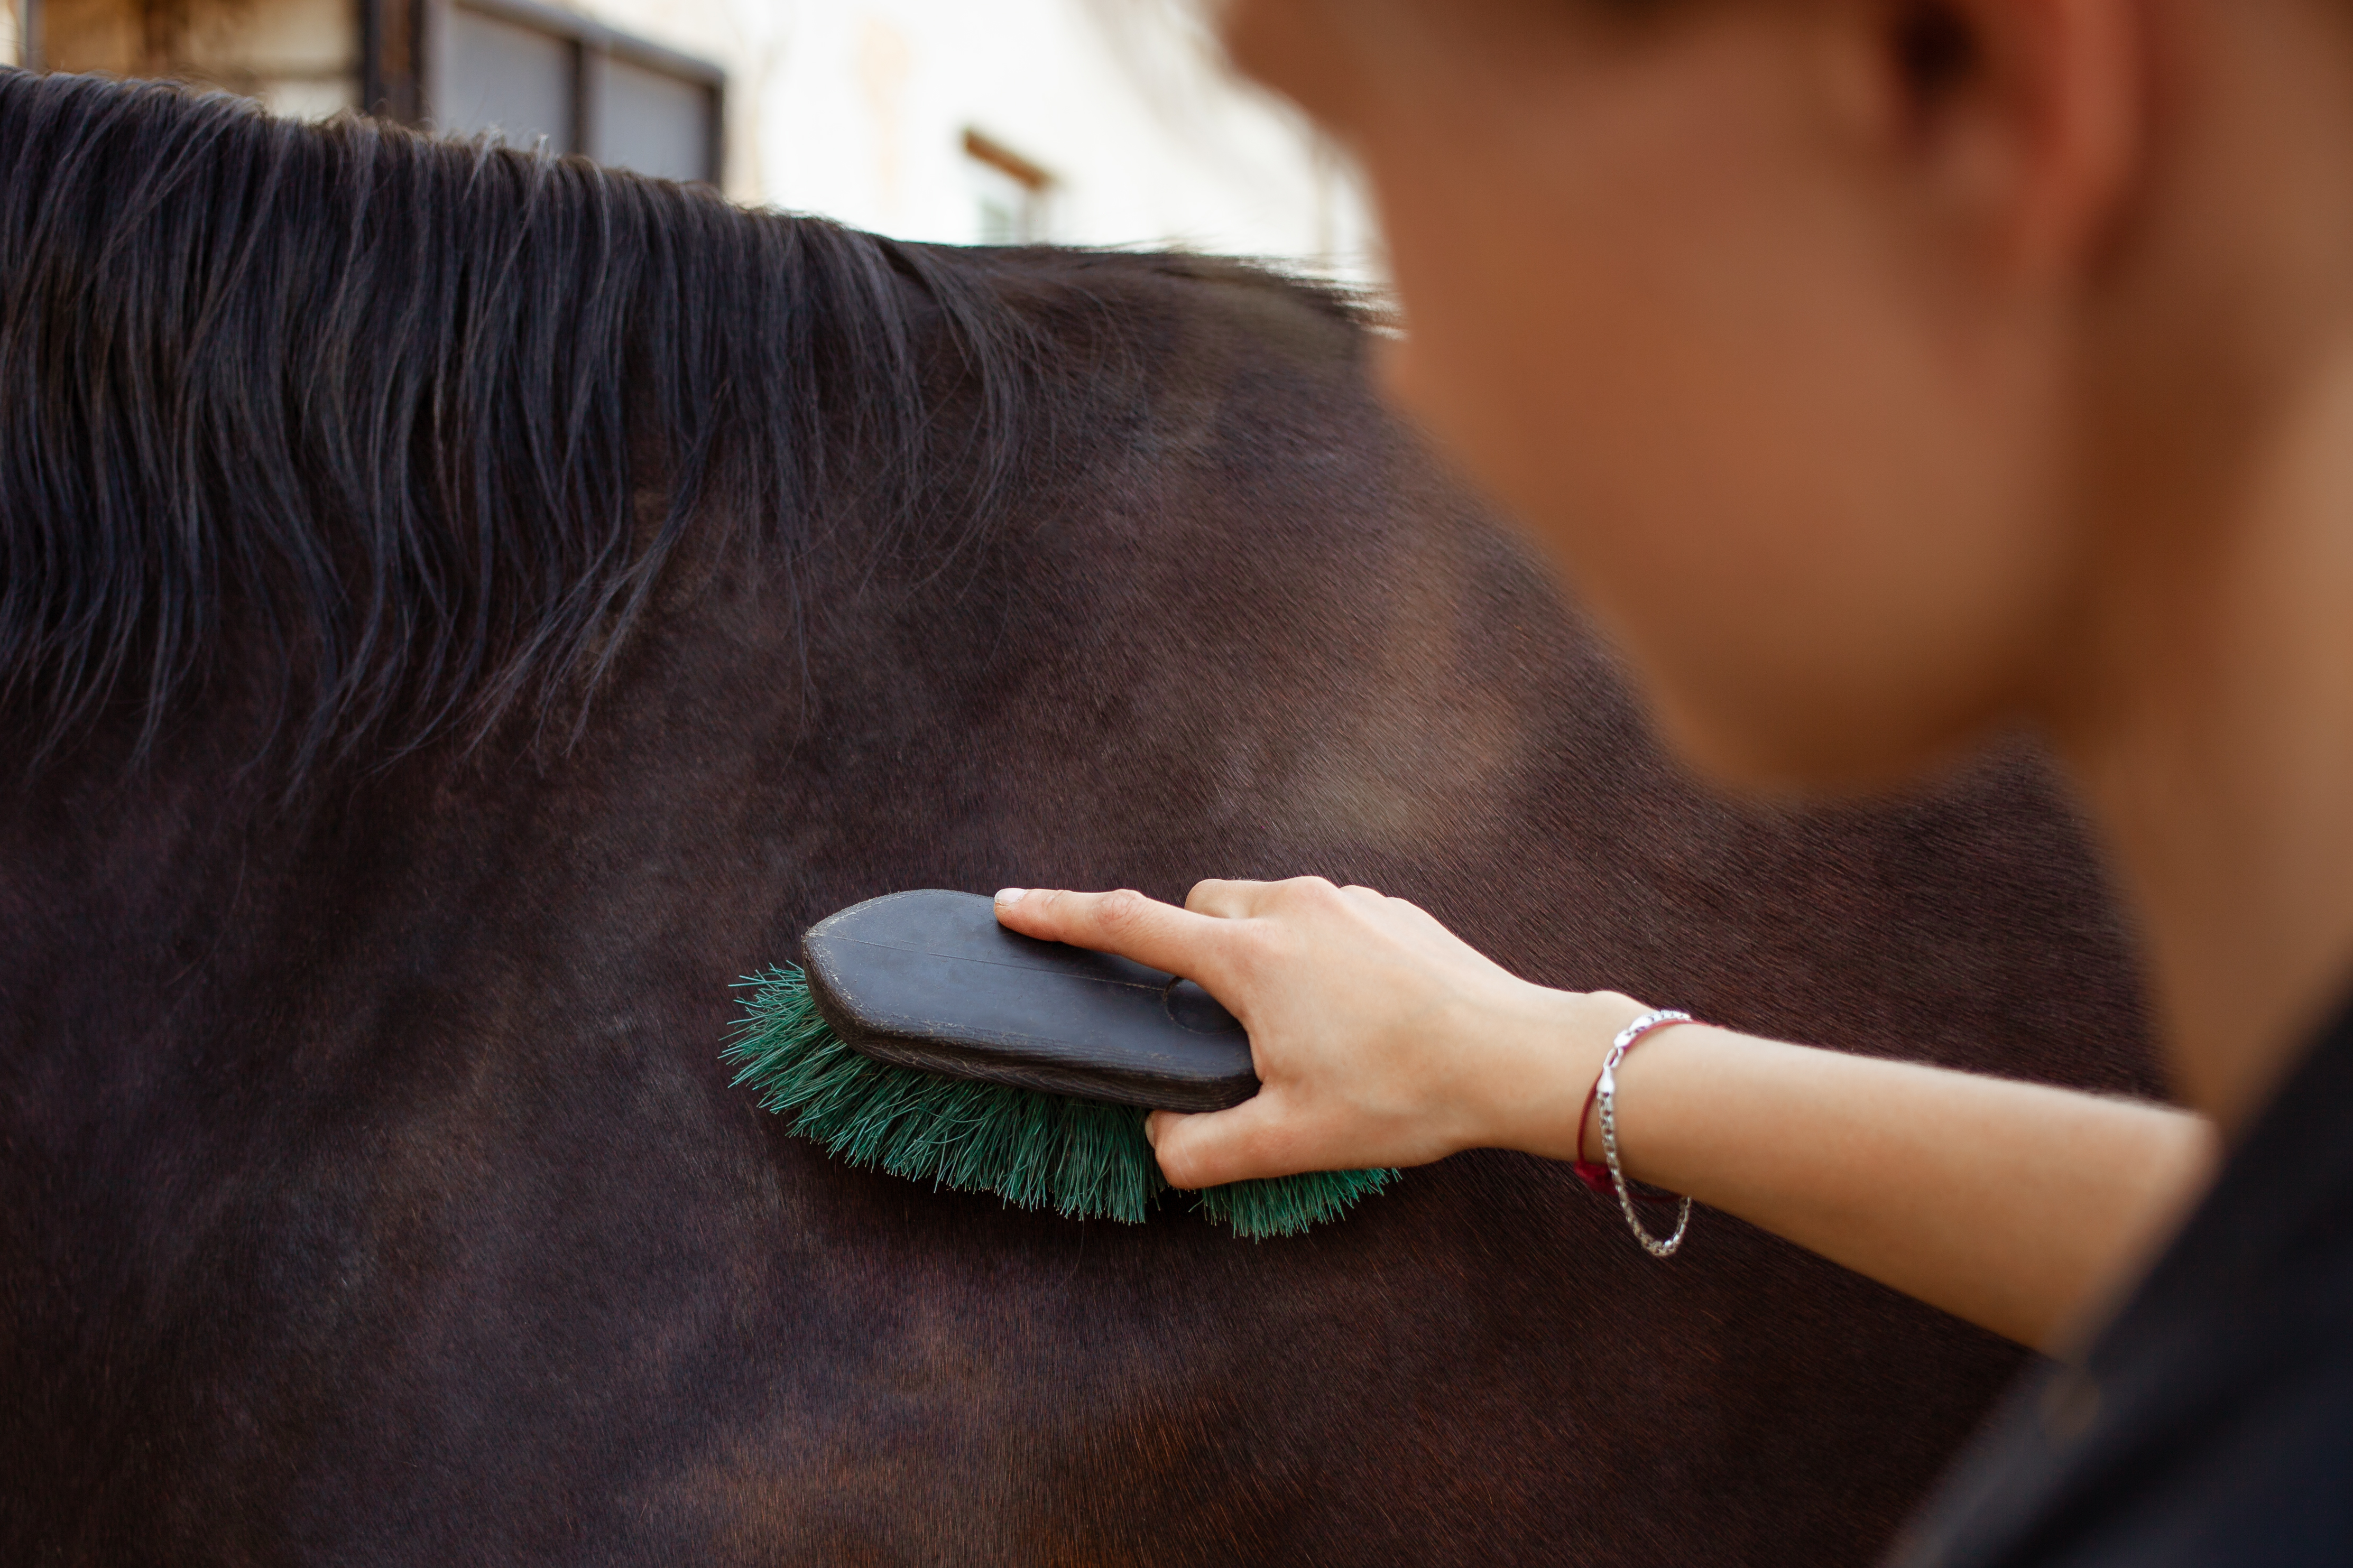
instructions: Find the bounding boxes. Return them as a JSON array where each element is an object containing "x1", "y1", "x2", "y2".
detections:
[{"x1": 0, "y1": 68, "x2": 1135, "y2": 778}]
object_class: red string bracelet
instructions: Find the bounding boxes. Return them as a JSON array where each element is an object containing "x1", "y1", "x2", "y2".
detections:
[{"x1": 1573, "y1": 1074, "x2": 1617, "y2": 1197}]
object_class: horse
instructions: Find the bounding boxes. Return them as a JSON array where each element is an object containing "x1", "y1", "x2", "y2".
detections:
[{"x1": 0, "y1": 69, "x2": 2156, "y2": 1565}]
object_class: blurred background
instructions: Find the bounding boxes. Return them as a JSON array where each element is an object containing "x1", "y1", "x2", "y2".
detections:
[{"x1": 0, "y1": 0, "x2": 1381, "y2": 284}]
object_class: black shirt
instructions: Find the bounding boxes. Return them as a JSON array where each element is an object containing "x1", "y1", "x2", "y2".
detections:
[{"x1": 1890, "y1": 997, "x2": 2353, "y2": 1565}]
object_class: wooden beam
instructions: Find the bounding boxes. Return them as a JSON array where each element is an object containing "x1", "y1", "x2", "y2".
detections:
[{"x1": 963, "y1": 127, "x2": 1052, "y2": 192}]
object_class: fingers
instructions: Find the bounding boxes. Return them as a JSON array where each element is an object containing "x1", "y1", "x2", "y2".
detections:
[
  {"x1": 1184, "y1": 878, "x2": 1264, "y2": 918},
  {"x1": 1185, "y1": 875, "x2": 1384, "y2": 918},
  {"x1": 994, "y1": 886, "x2": 1235, "y2": 982},
  {"x1": 1009, "y1": 876, "x2": 1374, "y2": 940},
  {"x1": 1146, "y1": 1096, "x2": 1307, "y2": 1189}
]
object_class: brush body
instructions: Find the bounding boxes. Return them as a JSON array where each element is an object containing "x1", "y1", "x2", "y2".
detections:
[
  {"x1": 800, "y1": 889, "x2": 1259, "y2": 1109},
  {"x1": 726, "y1": 891, "x2": 1395, "y2": 1237}
]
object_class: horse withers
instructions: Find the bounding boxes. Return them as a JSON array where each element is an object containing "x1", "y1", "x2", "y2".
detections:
[{"x1": 0, "y1": 69, "x2": 2153, "y2": 1565}]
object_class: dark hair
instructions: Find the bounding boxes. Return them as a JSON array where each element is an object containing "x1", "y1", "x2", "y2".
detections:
[{"x1": 0, "y1": 68, "x2": 1048, "y2": 778}]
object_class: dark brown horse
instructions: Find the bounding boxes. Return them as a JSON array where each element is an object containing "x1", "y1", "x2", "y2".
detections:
[{"x1": 0, "y1": 69, "x2": 2155, "y2": 1565}]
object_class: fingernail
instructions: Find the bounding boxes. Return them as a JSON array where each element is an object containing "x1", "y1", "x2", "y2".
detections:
[{"x1": 994, "y1": 887, "x2": 1029, "y2": 906}]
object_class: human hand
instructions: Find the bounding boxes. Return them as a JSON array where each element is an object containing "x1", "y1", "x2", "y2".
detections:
[{"x1": 993, "y1": 878, "x2": 1649, "y2": 1187}]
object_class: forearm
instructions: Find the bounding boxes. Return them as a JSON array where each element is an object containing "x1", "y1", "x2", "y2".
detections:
[
  {"x1": 1501, "y1": 1014, "x2": 2220, "y2": 1352},
  {"x1": 994, "y1": 882, "x2": 2220, "y2": 1354}
]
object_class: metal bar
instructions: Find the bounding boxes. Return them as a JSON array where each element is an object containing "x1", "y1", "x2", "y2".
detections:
[
  {"x1": 571, "y1": 36, "x2": 595, "y2": 162},
  {"x1": 407, "y1": 0, "x2": 429, "y2": 121},
  {"x1": 703, "y1": 78, "x2": 723, "y2": 189},
  {"x1": 359, "y1": 0, "x2": 385, "y2": 115},
  {"x1": 416, "y1": 0, "x2": 444, "y2": 126}
]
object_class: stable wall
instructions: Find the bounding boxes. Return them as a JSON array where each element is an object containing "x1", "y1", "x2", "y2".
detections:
[
  {"x1": 38, "y1": 0, "x2": 361, "y2": 118},
  {"x1": 8, "y1": 0, "x2": 1381, "y2": 284}
]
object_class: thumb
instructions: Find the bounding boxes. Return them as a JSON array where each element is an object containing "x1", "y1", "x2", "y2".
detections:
[{"x1": 1146, "y1": 1096, "x2": 1299, "y2": 1190}]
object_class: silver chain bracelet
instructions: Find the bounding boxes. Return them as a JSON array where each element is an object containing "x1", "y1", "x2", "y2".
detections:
[{"x1": 1594, "y1": 1008, "x2": 1695, "y2": 1258}]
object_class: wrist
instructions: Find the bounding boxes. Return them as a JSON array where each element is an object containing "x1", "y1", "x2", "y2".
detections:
[{"x1": 1454, "y1": 984, "x2": 1651, "y2": 1161}]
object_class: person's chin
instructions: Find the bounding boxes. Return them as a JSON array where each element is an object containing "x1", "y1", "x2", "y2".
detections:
[{"x1": 1649, "y1": 687, "x2": 1998, "y2": 802}]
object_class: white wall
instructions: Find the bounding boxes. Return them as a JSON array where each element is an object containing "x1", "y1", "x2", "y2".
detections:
[
  {"x1": 1, "y1": 0, "x2": 23, "y2": 69},
  {"x1": 32, "y1": 0, "x2": 360, "y2": 115},
  {"x1": 558, "y1": 0, "x2": 1383, "y2": 283},
  {"x1": 7, "y1": 0, "x2": 1382, "y2": 283}
]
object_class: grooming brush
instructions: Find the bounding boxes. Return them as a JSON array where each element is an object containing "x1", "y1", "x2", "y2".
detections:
[{"x1": 726, "y1": 889, "x2": 1395, "y2": 1238}]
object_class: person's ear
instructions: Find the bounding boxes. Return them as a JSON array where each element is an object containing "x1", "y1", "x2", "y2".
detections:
[{"x1": 1880, "y1": 0, "x2": 2145, "y2": 284}]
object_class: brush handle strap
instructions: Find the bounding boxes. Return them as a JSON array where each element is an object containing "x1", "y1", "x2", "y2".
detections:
[{"x1": 1573, "y1": 1008, "x2": 1695, "y2": 1259}]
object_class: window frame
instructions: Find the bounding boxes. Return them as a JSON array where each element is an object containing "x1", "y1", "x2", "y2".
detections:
[
  {"x1": 16, "y1": 0, "x2": 722, "y2": 182},
  {"x1": 962, "y1": 127, "x2": 1053, "y2": 246},
  {"x1": 425, "y1": 0, "x2": 724, "y2": 182}
]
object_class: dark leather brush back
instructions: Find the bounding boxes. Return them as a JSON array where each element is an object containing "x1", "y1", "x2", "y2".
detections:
[{"x1": 802, "y1": 889, "x2": 1257, "y2": 1112}]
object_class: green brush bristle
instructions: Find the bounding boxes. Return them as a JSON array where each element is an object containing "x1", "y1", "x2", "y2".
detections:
[{"x1": 725, "y1": 965, "x2": 1395, "y2": 1239}]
